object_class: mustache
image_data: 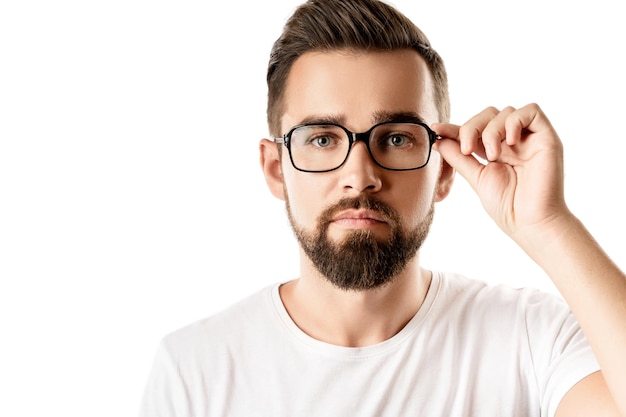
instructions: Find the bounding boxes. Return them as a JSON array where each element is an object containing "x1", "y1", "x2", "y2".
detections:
[{"x1": 317, "y1": 194, "x2": 399, "y2": 226}]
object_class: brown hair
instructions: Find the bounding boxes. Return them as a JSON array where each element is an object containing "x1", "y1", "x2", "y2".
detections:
[{"x1": 266, "y1": 0, "x2": 449, "y2": 137}]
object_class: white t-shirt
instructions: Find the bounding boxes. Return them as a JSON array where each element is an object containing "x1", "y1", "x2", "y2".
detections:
[{"x1": 139, "y1": 271, "x2": 599, "y2": 417}]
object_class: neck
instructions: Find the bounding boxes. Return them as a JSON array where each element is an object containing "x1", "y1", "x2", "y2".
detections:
[{"x1": 279, "y1": 252, "x2": 431, "y2": 347}]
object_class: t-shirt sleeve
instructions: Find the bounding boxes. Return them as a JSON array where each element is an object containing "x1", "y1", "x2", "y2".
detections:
[
  {"x1": 523, "y1": 290, "x2": 601, "y2": 417},
  {"x1": 138, "y1": 338, "x2": 191, "y2": 417}
]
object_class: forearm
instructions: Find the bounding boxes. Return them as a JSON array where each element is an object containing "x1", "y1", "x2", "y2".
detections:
[{"x1": 517, "y1": 213, "x2": 626, "y2": 414}]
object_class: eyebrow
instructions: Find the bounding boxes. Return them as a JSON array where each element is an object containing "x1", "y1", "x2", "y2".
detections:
[
  {"x1": 296, "y1": 111, "x2": 427, "y2": 129},
  {"x1": 371, "y1": 110, "x2": 427, "y2": 125},
  {"x1": 297, "y1": 114, "x2": 346, "y2": 126}
]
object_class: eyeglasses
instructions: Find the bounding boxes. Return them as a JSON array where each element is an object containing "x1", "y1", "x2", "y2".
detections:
[{"x1": 274, "y1": 121, "x2": 441, "y2": 173}]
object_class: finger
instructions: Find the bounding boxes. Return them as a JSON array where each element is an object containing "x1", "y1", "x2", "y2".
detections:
[
  {"x1": 431, "y1": 122, "x2": 460, "y2": 140},
  {"x1": 481, "y1": 106, "x2": 516, "y2": 161},
  {"x1": 504, "y1": 103, "x2": 555, "y2": 146},
  {"x1": 433, "y1": 137, "x2": 484, "y2": 192},
  {"x1": 432, "y1": 122, "x2": 489, "y2": 162},
  {"x1": 457, "y1": 106, "x2": 500, "y2": 156}
]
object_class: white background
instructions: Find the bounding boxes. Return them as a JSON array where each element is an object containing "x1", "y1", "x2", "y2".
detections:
[{"x1": 1, "y1": 0, "x2": 624, "y2": 416}]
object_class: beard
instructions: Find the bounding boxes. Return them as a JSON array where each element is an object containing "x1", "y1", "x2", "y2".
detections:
[{"x1": 286, "y1": 194, "x2": 434, "y2": 291}]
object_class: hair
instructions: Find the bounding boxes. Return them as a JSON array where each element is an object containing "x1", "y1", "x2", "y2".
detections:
[{"x1": 266, "y1": 0, "x2": 450, "y2": 137}]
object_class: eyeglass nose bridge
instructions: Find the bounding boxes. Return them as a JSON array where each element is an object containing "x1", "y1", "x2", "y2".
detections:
[
  {"x1": 351, "y1": 130, "x2": 373, "y2": 144},
  {"x1": 344, "y1": 128, "x2": 382, "y2": 166}
]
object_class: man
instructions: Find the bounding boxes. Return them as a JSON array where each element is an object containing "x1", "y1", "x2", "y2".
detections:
[{"x1": 140, "y1": 0, "x2": 626, "y2": 415}]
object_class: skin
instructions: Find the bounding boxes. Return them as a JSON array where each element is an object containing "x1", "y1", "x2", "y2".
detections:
[{"x1": 260, "y1": 48, "x2": 626, "y2": 416}]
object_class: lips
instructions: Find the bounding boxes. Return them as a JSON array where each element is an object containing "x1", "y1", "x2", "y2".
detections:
[
  {"x1": 317, "y1": 195, "x2": 397, "y2": 229},
  {"x1": 332, "y1": 209, "x2": 387, "y2": 223}
]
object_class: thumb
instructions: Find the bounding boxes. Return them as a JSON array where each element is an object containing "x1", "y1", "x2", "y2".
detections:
[{"x1": 433, "y1": 138, "x2": 484, "y2": 192}]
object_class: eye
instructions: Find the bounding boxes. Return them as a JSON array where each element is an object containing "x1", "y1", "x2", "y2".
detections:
[
  {"x1": 388, "y1": 134, "x2": 409, "y2": 147},
  {"x1": 382, "y1": 133, "x2": 415, "y2": 149},
  {"x1": 305, "y1": 131, "x2": 343, "y2": 149},
  {"x1": 312, "y1": 135, "x2": 333, "y2": 148},
  {"x1": 291, "y1": 125, "x2": 345, "y2": 150}
]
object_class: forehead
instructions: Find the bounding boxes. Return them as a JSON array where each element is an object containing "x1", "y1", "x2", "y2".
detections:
[{"x1": 281, "y1": 49, "x2": 437, "y2": 132}]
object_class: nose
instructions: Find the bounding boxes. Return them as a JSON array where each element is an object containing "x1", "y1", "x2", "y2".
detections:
[{"x1": 338, "y1": 141, "x2": 383, "y2": 194}]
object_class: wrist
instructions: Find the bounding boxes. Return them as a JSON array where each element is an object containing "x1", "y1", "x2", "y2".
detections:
[{"x1": 512, "y1": 209, "x2": 581, "y2": 264}]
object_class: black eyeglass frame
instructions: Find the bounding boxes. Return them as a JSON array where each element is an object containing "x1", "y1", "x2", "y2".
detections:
[{"x1": 273, "y1": 121, "x2": 442, "y2": 173}]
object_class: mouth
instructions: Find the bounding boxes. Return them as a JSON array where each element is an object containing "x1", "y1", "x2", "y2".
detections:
[{"x1": 331, "y1": 209, "x2": 388, "y2": 229}]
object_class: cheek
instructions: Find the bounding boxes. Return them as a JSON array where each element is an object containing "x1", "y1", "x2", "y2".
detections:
[
  {"x1": 282, "y1": 168, "x2": 329, "y2": 227},
  {"x1": 393, "y1": 170, "x2": 439, "y2": 223}
]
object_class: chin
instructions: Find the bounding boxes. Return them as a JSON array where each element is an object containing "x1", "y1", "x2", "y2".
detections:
[{"x1": 328, "y1": 226, "x2": 390, "y2": 244}]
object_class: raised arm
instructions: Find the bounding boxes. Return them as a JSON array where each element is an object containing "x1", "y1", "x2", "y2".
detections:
[{"x1": 433, "y1": 104, "x2": 626, "y2": 417}]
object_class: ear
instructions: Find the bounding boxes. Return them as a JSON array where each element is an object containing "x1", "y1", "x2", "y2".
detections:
[
  {"x1": 259, "y1": 138, "x2": 286, "y2": 201},
  {"x1": 434, "y1": 159, "x2": 455, "y2": 202}
]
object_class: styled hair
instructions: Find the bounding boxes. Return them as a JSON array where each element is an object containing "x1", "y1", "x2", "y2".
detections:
[{"x1": 266, "y1": 0, "x2": 450, "y2": 137}]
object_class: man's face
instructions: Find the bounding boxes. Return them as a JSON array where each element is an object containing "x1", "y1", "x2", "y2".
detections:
[{"x1": 272, "y1": 49, "x2": 451, "y2": 290}]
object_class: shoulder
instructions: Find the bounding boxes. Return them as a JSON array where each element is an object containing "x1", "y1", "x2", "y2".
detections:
[
  {"x1": 432, "y1": 271, "x2": 571, "y2": 326},
  {"x1": 159, "y1": 284, "x2": 279, "y2": 360}
]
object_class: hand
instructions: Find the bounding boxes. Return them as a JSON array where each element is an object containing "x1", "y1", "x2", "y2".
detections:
[{"x1": 432, "y1": 103, "x2": 570, "y2": 243}]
